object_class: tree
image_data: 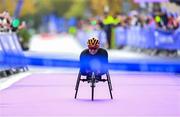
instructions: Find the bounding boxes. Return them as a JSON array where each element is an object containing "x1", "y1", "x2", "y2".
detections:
[
  {"x1": 90, "y1": 0, "x2": 108, "y2": 15},
  {"x1": 64, "y1": 0, "x2": 88, "y2": 18}
]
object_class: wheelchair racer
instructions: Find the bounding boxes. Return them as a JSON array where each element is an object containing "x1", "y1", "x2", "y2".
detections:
[{"x1": 80, "y1": 37, "x2": 108, "y2": 81}]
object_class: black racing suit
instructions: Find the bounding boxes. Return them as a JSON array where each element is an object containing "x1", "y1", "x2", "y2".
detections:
[{"x1": 80, "y1": 48, "x2": 108, "y2": 79}]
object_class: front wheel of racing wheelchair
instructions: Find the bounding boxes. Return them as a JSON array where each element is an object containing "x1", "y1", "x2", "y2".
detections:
[{"x1": 74, "y1": 70, "x2": 113, "y2": 101}]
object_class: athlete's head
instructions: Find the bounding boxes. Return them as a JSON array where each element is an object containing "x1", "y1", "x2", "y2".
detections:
[{"x1": 87, "y1": 37, "x2": 100, "y2": 55}]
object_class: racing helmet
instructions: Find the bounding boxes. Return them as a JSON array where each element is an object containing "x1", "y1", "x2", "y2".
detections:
[{"x1": 87, "y1": 38, "x2": 100, "y2": 49}]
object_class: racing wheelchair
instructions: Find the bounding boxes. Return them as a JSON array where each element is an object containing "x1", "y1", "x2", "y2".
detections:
[{"x1": 74, "y1": 70, "x2": 113, "y2": 101}]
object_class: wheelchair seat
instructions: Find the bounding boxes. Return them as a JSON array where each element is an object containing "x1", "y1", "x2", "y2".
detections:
[{"x1": 81, "y1": 77, "x2": 107, "y2": 82}]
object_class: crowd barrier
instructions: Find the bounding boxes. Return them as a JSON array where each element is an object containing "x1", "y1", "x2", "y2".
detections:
[
  {"x1": 115, "y1": 26, "x2": 180, "y2": 50},
  {"x1": 2, "y1": 54, "x2": 179, "y2": 73},
  {"x1": 0, "y1": 32, "x2": 179, "y2": 74},
  {"x1": 0, "y1": 32, "x2": 28, "y2": 75}
]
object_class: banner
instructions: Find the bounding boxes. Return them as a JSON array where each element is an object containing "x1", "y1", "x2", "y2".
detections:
[
  {"x1": 115, "y1": 26, "x2": 180, "y2": 50},
  {"x1": 114, "y1": 26, "x2": 126, "y2": 47},
  {"x1": 154, "y1": 28, "x2": 180, "y2": 49}
]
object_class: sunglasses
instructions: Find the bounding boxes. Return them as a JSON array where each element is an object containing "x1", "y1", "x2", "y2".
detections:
[{"x1": 89, "y1": 47, "x2": 97, "y2": 50}]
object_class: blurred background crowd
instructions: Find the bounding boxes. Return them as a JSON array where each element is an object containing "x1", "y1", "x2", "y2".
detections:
[{"x1": 0, "y1": 0, "x2": 180, "y2": 56}]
